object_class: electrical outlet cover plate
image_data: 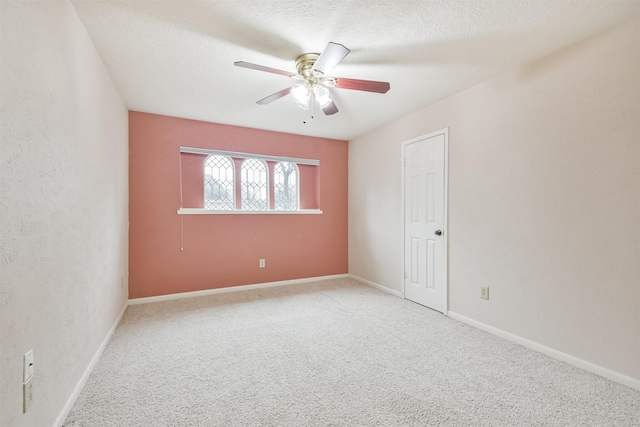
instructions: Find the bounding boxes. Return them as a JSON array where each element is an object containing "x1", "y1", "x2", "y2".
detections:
[
  {"x1": 480, "y1": 287, "x2": 490, "y2": 300},
  {"x1": 259, "y1": 259, "x2": 265, "y2": 268},
  {"x1": 23, "y1": 350, "x2": 34, "y2": 383}
]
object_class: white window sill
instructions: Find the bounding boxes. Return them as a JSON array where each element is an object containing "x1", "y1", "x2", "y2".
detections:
[{"x1": 177, "y1": 208, "x2": 323, "y2": 215}]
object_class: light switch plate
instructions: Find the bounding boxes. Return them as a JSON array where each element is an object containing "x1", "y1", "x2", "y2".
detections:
[{"x1": 24, "y1": 349, "x2": 34, "y2": 383}]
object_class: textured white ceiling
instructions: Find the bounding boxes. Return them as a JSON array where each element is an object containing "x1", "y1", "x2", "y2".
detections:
[{"x1": 71, "y1": 0, "x2": 638, "y2": 140}]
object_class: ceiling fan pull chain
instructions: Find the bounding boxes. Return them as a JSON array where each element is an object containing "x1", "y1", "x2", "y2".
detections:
[{"x1": 302, "y1": 105, "x2": 310, "y2": 124}]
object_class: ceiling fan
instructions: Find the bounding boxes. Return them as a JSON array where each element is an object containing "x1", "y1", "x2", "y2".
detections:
[{"x1": 235, "y1": 42, "x2": 390, "y2": 116}]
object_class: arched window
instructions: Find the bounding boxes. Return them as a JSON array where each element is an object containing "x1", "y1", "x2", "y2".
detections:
[
  {"x1": 241, "y1": 158, "x2": 268, "y2": 210},
  {"x1": 204, "y1": 155, "x2": 234, "y2": 210},
  {"x1": 274, "y1": 162, "x2": 298, "y2": 211}
]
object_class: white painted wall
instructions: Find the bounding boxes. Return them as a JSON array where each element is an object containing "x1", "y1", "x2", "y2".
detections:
[
  {"x1": 349, "y1": 15, "x2": 639, "y2": 381},
  {"x1": 0, "y1": 2, "x2": 129, "y2": 426}
]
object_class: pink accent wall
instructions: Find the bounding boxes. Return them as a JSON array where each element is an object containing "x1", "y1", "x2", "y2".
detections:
[{"x1": 129, "y1": 111, "x2": 348, "y2": 298}]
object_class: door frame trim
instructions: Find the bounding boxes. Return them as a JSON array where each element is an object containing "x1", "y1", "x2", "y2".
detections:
[{"x1": 400, "y1": 128, "x2": 449, "y2": 314}]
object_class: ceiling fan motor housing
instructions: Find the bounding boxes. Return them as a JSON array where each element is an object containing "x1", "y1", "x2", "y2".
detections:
[{"x1": 296, "y1": 53, "x2": 322, "y2": 81}]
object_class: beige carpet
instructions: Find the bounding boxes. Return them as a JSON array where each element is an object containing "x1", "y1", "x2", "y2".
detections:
[{"x1": 63, "y1": 278, "x2": 639, "y2": 426}]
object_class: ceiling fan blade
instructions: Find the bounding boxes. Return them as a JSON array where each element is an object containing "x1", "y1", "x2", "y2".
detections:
[
  {"x1": 331, "y1": 77, "x2": 390, "y2": 93},
  {"x1": 322, "y1": 101, "x2": 339, "y2": 116},
  {"x1": 234, "y1": 61, "x2": 294, "y2": 77},
  {"x1": 256, "y1": 87, "x2": 291, "y2": 105},
  {"x1": 312, "y1": 42, "x2": 350, "y2": 74}
]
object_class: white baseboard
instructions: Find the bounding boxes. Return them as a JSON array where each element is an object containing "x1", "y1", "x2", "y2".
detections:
[
  {"x1": 447, "y1": 311, "x2": 640, "y2": 391},
  {"x1": 348, "y1": 274, "x2": 403, "y2": 298},
  {"x1": 128, "y1": 274, "x2": 350, "y2": 305},
  {"x1": 54, "y1": 301, "x2": 128, "y2": 427}
]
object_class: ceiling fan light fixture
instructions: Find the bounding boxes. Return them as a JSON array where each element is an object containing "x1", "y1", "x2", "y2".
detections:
[
  {"x1": 313, "y1": 85, "x2": 332, "y2": 108},
  {"x1": 291, "y1": 84, "x2": 311, "y2": 110}
]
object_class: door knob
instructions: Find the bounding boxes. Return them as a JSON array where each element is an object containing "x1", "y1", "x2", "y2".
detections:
[{"x1": 435, "y1": 230, "x2": 442, "y2": 236}]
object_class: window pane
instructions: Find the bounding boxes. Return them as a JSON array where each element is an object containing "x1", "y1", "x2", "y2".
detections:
[
  {"x1": 241, "y1": 159, "x2": 268, "y2": 210},
  {"x1": 274, "y1": 162, "x2": 298, "y2": 211},
  {"x1": 204, "y1": 155, "x2": 234, "y2": 210}
]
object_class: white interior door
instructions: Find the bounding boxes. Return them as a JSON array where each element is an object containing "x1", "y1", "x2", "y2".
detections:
[{"x1": 403, "y1": 131, "x2": 447, "y2": 313}]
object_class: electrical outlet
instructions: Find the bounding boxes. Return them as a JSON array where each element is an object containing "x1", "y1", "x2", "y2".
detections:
[
  {"x1": 23, "y1": 350, "x2": 34, "y2": 383},
  {"x1": 480, "y1": 286, "x2": 490, "y2": 300},
  {"x1": 23, "y1": 376, "x2": 33, "y2": 413},
  {"x1": 259, "y1": 259, "x2": 265, "y2": 268}
]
